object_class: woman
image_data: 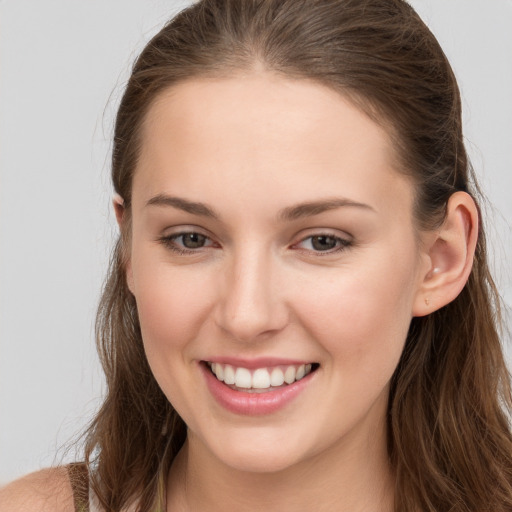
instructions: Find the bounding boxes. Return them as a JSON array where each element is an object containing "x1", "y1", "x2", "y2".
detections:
[{"x1": 2, "y1": 0, "x2": 511, "y2": 510}]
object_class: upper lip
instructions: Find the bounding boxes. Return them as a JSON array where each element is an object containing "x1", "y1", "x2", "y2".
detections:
[{"x1": 202, "y1": 357, "x2": 316, "y2": 369}]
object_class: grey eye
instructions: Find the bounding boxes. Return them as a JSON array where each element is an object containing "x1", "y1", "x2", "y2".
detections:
[
  {"x1": 294, "y1": 234, "x2": 351, "y2": 254},
  {"x1": 310, "y1": 235, "x2": 338, "y2": 251},
  {"x1": 179, "y1": 233, "x2": 208, "y2": 249}
]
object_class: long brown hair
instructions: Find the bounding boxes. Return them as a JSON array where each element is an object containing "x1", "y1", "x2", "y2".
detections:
[{"x1": 84, "y1": 1, "x2": 512, "y2": 510}]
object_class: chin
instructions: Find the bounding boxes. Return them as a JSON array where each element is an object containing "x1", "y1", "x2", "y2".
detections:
[
  {"x1": 217, "y1": 447, "x2": 302, "y2": 474},
  {"x1": 199, "y1": 426, "x2": 317, "y2": 474}
]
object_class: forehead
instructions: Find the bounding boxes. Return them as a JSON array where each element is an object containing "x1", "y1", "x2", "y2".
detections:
[{"x1": 133, "y1": 73, "x2": 413, "y2": 221}]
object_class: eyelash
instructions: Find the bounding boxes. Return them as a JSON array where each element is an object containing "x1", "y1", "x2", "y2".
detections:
[
  {"x1": 293, "y1": 233, "x2": 353, "y2": 255},
  {"x1": 157, "y1": 232, "x2": 215, "y2": 255},
  {"x1": 157, "y1": 231, "x2": 353, "y2": 256}
]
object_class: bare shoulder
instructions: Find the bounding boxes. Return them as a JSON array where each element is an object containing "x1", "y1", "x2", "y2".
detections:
[{"x1": 0, "y1": 467, "x2": 74, "y2": 512}]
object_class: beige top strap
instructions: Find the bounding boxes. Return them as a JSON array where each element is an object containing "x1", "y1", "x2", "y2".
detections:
[{"x1": 67, "y1": 463, "x2": 89, "y2": 512}]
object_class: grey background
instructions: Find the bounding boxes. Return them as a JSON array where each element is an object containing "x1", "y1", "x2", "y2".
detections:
[{"x1": 1, "y1": 0, "x2": 511, "y2": 484}]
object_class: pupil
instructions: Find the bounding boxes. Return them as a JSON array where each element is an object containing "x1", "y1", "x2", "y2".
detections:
[
  {"x1": 312, "y1": 235, "x2": 336, "y2": 251},
  {"x1": 183, "y1": 233, "x2": 206, "y2": 248}
]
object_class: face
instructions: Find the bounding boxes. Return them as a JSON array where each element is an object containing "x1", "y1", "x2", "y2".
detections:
[{"x1": 127, "y1": 73, "x2": 429, "y2": 473}]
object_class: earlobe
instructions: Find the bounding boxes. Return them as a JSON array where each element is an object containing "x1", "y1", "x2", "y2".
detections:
[{"x1": 413, "y1": 191, "x2": 478, "y2": 317}]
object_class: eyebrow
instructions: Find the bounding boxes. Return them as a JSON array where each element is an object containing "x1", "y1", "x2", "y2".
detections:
[
  {"x1": 278, "y1": 198, "x2": 376, "y2": 221},
  {"x1": 146, "y1": 194, "x2": 375, "y2": 221},
  {"x1": 146, "y1": 194, "x2": 219, "y2": 218}
]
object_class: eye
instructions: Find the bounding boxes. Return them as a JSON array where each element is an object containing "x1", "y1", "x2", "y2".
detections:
[
  {"x1": 158, "y1": 231, "x2": 216, "y2": 254},
  {"x1": 295, "y1": 234, "x2": 351, "y2": 254},
  {"x1": 175, "y1": 232, "x2": 209, "y2": 249}
]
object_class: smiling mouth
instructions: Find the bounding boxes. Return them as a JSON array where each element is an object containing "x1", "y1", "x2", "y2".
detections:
[{"x1": 204, "y1": 361, "x2": 319, "y2": 393}]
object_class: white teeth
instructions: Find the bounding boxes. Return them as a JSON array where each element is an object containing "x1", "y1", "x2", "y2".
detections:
[
  {"x1": 252, "y1": 368, "x2": 271, "y2": 389},
  {"x1": 209, "y1": 362, "x2": 315, "y2": 390},
  {"x1": 223, "y1": 364, "x2": 236, "y2": 385},
  {"x1": 284, "y1": 366, "x2": 296, "y2": 384},
  {"x1": 270, "y1": 367, "x2": 285, "y2": 387},
  {"x1": 214, "y1": 363, "x2": 224, "y2": 382},
  {"x1": 234, "y1": 367, "x2": 252, "y2": 388}
]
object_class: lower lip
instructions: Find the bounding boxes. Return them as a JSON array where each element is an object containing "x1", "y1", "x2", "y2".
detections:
[{"x1": 201, "y1": 363, "x2": 316, "y2": 416}]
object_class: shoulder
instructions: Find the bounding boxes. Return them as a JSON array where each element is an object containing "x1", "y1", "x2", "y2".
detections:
[{"x1": 0, "y1": 467, "x2": 75, "y2": 512}]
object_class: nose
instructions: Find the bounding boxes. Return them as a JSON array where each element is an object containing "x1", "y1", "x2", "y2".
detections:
[{"x1": 214, "y1": 247, "x2": 288, "y2": 343}]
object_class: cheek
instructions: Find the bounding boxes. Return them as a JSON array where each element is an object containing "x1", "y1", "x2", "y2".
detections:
[
  {"x1": 292, "y1": 253, "x2": 417, "y2": 376},
  {"x1": 131, "y1": 260, "x2": 218, "y2": 416},
  {"x1": 130, "y1": 251, "x2": 216, "y2": 365}
]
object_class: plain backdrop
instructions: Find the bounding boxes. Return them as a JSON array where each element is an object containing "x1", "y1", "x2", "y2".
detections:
[{"x1": 1, "y1": 0, "x2": 511, "y2": 484}]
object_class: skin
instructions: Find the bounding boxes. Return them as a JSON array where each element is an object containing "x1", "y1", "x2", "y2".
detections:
[
  {"x1": 126, "y1": 73, "x2": 443, "y2": 512},
  {"x1": 0, "y1": 468, "x2": 74, "y2": 512},
  {"x1": 0, "y1": 72, "x2": 477, "y2": 512}
]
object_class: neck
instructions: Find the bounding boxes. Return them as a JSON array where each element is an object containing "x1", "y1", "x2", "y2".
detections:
[{"x1": 166, "y1": 418, "x2": 394, "y2": 512}]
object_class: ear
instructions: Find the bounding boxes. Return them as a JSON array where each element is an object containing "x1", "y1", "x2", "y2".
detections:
[
  {"x1": 412, "y1": 191, "x2": 479, "y2": 317},
  {"x1": 113, "y1": 193, "x2": 135, "y2": 294},
  {"x1": 113, "y1": 192, "x2": 125, "y2": 226}
]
